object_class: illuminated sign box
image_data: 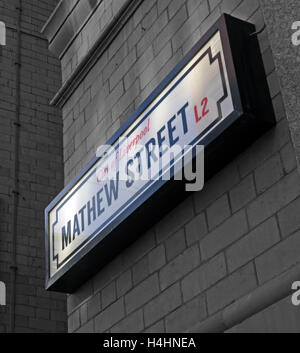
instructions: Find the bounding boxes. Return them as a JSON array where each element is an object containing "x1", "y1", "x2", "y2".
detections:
[{"x1": 45, "y1": 14, "x2": 275, "y2": 292}]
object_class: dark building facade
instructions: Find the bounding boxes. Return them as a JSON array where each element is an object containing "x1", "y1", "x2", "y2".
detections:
[
  {"x1": 3, "y1": 0, "x2": 300, "y2": 333},
  {"x1": 0, "y1": 0, "x2": 66, "y2": 332}
]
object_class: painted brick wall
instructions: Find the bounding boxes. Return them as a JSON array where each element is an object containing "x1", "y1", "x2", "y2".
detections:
[
  {"x1": 58, "y1": 0, "x2": 300, "y2": 332},
  {"x1": 0, "y1": 0, "x2": 67, "y2": 332}
]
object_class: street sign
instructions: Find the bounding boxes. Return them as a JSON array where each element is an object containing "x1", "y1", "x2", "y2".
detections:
[{"x1": 45, "y1": 14, "x2": 275, "y2": 292}]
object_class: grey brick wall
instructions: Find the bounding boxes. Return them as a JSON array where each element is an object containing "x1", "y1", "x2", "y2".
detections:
[
  {"x1": 60, "y1": 0, "x2": 128, "y2": 84},
  {"x1": 52, "y1": 0, "x2": 300, "y2": 332},
  {"x1": 0, "y1": 0, "x2": 66, "y2": 332}
]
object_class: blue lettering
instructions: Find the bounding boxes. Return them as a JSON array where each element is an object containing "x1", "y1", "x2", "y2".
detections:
[
  {"x1": 104, "y1": 172, "x2": 119, "y2": 206},
  {"x1": 78, "y1": 205, "x2": 86, "y2": 232},
  {"x1": 134, "y1": 150, "x2": 143, "y2": 176},
  {"x1": 87, "y1": 196, "x2": 96, "y2": 226},
  {"x1": 96, "y1": 188, "x2": 105, "y2": 217},
  {"x1": 126, "y1": 159, "x2": 134, "y2": 188},
  {"x1": 177, "y1": 102, "x2": 189, "y2": 134},
  {"x1": 73, "y1": 214, "x2": 80, "y2": 239},
  {"x1": 167, "y1": 115, "x2": 179, "y2": 147},
  {"x1": 145, "y1": 138, "x2": 158, "y2": 169},
  {"x1": 157, "y1": 125, "x2": 168, "y2": 157},
  {"x1": 62, "y1": 221, "x2": 71, "y2": 250}
]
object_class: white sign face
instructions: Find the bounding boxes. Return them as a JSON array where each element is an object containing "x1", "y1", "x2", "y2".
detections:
[{"x1": 47, "y1": 31, "x2": 234, "y2": 280}]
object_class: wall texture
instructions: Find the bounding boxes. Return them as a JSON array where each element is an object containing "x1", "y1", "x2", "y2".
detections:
[
  {"x1": 44, "y1": 0, "x2": 300, "y2": 332},
  {"x1": 0, "y1": 0, "x2": 67, "y2": 332},
  {"x1": 60, "y1": 0, "x2": 129, "y2": 84}
]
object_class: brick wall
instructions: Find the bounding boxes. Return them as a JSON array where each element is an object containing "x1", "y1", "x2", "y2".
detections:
[
  {"x1": 0, "y1": 0, "x2": 66, "y2": 332},
  {"x1": 55, "y1": 0, "x2": 300, "y2": 332},
  {"x1": 61, "y1": 0, "x2": 128, "y2": 84}
]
